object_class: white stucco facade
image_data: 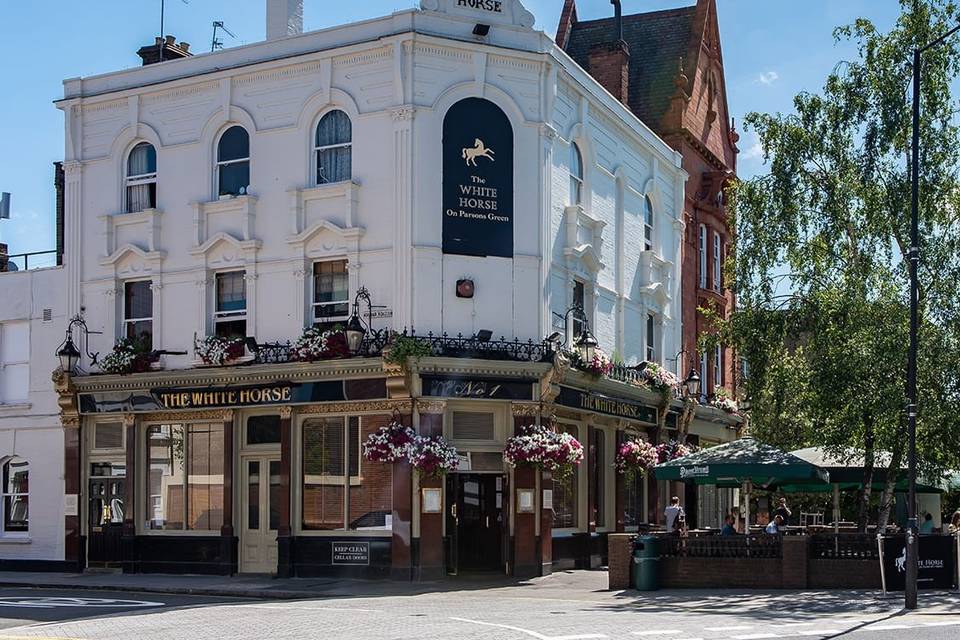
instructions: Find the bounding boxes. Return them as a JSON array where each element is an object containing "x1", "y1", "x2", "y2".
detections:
[
  {"x1": 55, "y1": 0, "x2": 685, "y2": 374},
  {"x1": 0, "y1": 266, "x2": 67, "y2": 564}
]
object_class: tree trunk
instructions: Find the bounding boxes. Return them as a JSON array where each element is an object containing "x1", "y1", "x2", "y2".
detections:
[
  {"x1": 857, "y1": 414, "x2": 875, "y2": 533},
  {"x1": 877, "y1": 441, "x2": 905, "y2": 531}
]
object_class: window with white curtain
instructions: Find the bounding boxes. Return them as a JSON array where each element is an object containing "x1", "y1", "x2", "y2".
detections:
[
  {"x1": 312, "y1": 260, "x2": 350, "y2": 329},
  {"x1": 125, "y1": 142, "x2": 157, "y2": 213},
  {"x1": 315, "y1": 111, "x2": 352, "y2": 185},
  {"x1": 643, "y1": 195, "x2": 654, "y2": 252},
  {"x1": 214, "y1": 271, "x2": 247, "y2": 338},
  {"x1": 645, "y1": 313, "x2": 657, "y2": 363},
  {"x1": 714, "y1": 343, "x2": 724, "y2": 390},
  {"x1": 124, "y1": 280, "x2": 153, "y2": 350},
  {"x1": 699, "y1": 351, "x2": 708, "y2": 402},
  {"x1": 699, "y1": 224, "x2": 707, "y2": 289},
  {"x1": 569, "y1": 144, "x2": 584, "y2": 206},
  {"x1": 217, "y1": 126, "x2": 250, "y2": 197},
  {"x1": 713, "y1": 231, "x2": 722, "y2": 291},
  {"x1": 1, "y1": 457, "x2": 28, "y2": 533}
]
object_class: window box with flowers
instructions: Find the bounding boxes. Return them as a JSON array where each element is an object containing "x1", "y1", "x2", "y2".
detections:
[
  {"x1": 630, "y1": 362, "x2": 681, "y2": 399},
  {"x1": 194, "y1": 335, "x2": 247, "y2": 366},
  {"x1": 98, "y1": 337, "x2": 158, "y2": 375},
  {"x1": 710, "y1": 387, "x2": 739, "y2": 414},
  {"x1": 291, "y1": 327, "x2": 352, "y2": 362}
]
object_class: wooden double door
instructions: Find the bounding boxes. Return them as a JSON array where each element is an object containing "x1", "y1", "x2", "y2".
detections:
[
  {"x1": 240, "y1": 456, "x2": 281, "y2": 573},
  {"x1": 87, "y1": 477, "x2": 126, "y2": 567},
  {"x1": 446, "y1": 473, "x2": 506, "y2": 574}
]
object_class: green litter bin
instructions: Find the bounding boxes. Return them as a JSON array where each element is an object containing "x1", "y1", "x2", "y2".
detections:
[{"x1": 632, "y1": 535, "x2": 660, "y2": 591}]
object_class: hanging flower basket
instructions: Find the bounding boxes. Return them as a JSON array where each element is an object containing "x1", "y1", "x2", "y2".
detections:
[
  {"x1": 614, "y1": 437, "x2": 659, "y2": 478},
  {"x1": 98, "y1": 338, "x2": 157, "y2": 375},
  {"x1": 656, "y1": 439, "x2": 694, "y2": 464},
  {"x1": 362, "y1": 420, "x2": 416, "y2": 464},
  {"x1": 291, "y1": 327, "x2": 352, "y2": 362},
  {"x1": 504, "y1": 424, "x2": 584, "y2": 481},
  {"x1": 194, "y1": 335, "x2": 246, "y2": 365},
  {"x1": 408, "y1": 435, "x2": 459, "y2": 477}
]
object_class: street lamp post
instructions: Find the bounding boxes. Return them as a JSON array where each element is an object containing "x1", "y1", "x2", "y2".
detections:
[{"x1": 906, "y1": 22, "x2": 960, "y2": 610}]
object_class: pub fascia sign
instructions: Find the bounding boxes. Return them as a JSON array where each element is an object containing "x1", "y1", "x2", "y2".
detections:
[
  {"x1": 679, "y1": 466, "x2": 709, "y2": 479},
  {"x1": 456, "y1": 0, "x2": 503, "y2": 12},
  {"x1": 156, "y1": 385, "x2": 292, "y2": 410}
]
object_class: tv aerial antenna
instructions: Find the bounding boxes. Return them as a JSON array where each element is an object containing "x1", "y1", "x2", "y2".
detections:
[
  {"x1": 158, "y1": 0, "x2": 190, "y2": 63},
  {"x1": 211, "y1": 21, "x2": 237, "y2": 52}
]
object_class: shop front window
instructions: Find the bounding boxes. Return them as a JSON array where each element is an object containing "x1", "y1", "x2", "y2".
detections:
[
  {"x1": 552, "y1": 424, "x2": 579, "y2": 529},
  {"x1": 146, "y1": 423, "x2": 224, "y2": 532},
  {"x1": 1, "y1": 457, "x2": 28, "y2": 533},
  {"x1": 301, "y1": 417, "x2": 392, "y2": 532}
]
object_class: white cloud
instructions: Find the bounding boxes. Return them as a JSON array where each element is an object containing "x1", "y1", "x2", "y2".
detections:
[
  {"x1": 758, "y1": 71, "x2": 779, "y2": 85},
  {"x1": 741, "y1": 143, "x2": 764, "y2": 160}
]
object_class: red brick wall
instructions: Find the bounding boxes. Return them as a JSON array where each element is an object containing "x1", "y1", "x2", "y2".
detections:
[{"x1": 588, "y1": 42, "x2": 629, "y2": 103}]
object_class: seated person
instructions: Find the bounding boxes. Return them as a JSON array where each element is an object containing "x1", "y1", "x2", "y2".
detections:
[
  {"x1": 721, "y1": 514, "x2": 737, "y2": 536},
  {"x1": 765, "y1": 514, "x2": 784, "y2": 534},
  {"x1": 919, "y1": 512, "x2": 935, "y2": 534}
]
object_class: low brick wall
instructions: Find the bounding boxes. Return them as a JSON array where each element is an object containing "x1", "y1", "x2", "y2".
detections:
[
  {"x1": 809, "y1": 559, "x2": 881, "y2": 589},
  {"x1": 609, "y1": 534, "x2": 883, "y2": 591}
]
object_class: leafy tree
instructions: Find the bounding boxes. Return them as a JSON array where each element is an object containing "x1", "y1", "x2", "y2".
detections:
[{"x1": 710, "y1": 0, "x2": 960, "y2": 530}]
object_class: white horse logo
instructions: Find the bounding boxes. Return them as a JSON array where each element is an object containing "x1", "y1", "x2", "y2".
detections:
[
  {"x1": 462, "y1": 139, "x2": 495, "y2": 167},
  {"x1": 895, "y1": 546, "x2": 907, "y2": 573}
]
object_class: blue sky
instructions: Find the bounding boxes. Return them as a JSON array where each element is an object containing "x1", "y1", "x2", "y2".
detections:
[{"x1": 0, "y1": 0, "x2": 902, "y2": 259}]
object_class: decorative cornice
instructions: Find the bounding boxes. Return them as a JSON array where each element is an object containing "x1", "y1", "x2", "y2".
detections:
[
  {"x1": 139, "y1": 409, "x2": 231, "y2": 422},
  {"x1": 390, "y1": 105, "x2": 416, "y2": 122},
  {"x1": 299, "y1": 400, "x2": 413, "y2": 415},
  {"x1": 511, "y1": 402, "x2": 540, "y2": 418},
  {"x1": 416, "y1": 399, "x2": 446, "y2": 415}
]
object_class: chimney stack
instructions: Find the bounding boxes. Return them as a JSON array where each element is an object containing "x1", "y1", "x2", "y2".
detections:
[
  {"x1": 587, "y1": 1, "x2": 630, "y2": 105},
  {"x1": 0, "y1": 243, "x2": 8, "y2": 273},
  {"x1": 137, "y1": 36, "x2": 192, "y2": 65},
  {"x1": 267, "y1": 0, "x2": 304, "y2": 40}
]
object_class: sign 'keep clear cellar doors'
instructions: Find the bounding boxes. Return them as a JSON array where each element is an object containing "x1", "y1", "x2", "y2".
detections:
[{"x1": 442, "y1": 98, "x2": 514, "y2": 258}]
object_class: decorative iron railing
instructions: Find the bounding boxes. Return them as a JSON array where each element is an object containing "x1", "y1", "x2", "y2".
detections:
[
  {"x1": 809, "y1": 533, "x2": 879, "y2": 560},
  {"x1": 659, "y1": 533, "x2": 783, "y2": 559},
  {"x1": 0, "y1": 250, "x2": 61, "y2": 272},
  {"x1": 250, "y1": 330, "x2": 555, "y2": 366}
]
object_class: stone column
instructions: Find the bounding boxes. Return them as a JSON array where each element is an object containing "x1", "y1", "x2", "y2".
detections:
[
  {"x1": 277, "y1": 407, "x2": 294, "y2": 577},
  {"x1": 414, "y1": 406, "x2": 445, "y2": 581},
  {"x1": 220, "y1": 410, "x2": 237, "y2": 575},
  {"x1": 512, "y1": 414, "x2": 538, "y2": 578},
  {"x1": 122, "y1": 414, "x2": 137, "y2": 573}
]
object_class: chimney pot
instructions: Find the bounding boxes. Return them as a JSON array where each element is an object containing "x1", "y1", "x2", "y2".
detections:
[
  {"x1": 180, "y1": 42, "x2": 190, "y2": 52},
  {"x1": 165, "y1": 35, "x2": 176, "y2": 45},
  {"x1": 138, "y1": 34, "x2": 193, "y2": 66}
]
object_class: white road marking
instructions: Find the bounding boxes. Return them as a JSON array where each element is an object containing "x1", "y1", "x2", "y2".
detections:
[
  {"x1": 731, "y1": 634, "x2": 779, "y2": 640},
  {"x1": 240, "y1": 604, "x2": 381, "y2": 613},
  {"x1": 451, "y1": 617, "x2": 607, "y2": 640},
  {"x1": 704, "y1": 626, "x2": 753, "y2": 632},
  {"x1": 794, "y1": 630, "x2": 841, "y2": 636},
  {"x1": 632, "y1": 632, "x2": 680, "y2": 637},
  {"x1": 0, "y1": 597, "x2": 164, "y2": 609},
  {"x1": 923, "y1": 621, "x2": 960, "y2": 627},
  {"x1": 859, "y1": 624, "x2": 910, "y2": 631}
]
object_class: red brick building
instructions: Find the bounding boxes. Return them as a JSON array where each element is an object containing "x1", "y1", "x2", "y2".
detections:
[{"x1": 557, "y1": 0, "x2": 739, "y2": 400}]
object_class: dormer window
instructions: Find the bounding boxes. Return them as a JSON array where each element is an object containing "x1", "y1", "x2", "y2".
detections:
[
  {"x1": 569, "y1": 143, "x2": 583, "y2": 206},
  {"x1": 315, "y1": 111, "x2": 352, "y2": 185},
  {"x1": 217, "y1": 126, "x2": 250, "y2": 197},
  {"x1": 125, "y1": 142, "x2": 157, "y2": 213}
]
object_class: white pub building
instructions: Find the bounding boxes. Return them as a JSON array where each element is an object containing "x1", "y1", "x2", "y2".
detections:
[{"x1": 5, "y1": 0, "x2": 739, "y2": 577}]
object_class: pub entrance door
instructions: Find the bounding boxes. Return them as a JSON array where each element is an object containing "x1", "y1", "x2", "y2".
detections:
[
  {"x1": 87, "y1": 476, "x2": 126, "y2": 568},
  {"x1": 240, "y1": 456, "x2": 281, "y2": 573},
  {"x1": 446, "y1": 473, "x2": 505, "y2": 575}
]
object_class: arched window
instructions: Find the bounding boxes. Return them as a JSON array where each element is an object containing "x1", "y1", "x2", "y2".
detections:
[
  {"x1": 643, "y1": 195, "x2": 655, "y2": 251},
  {"x1": 315, "y1": 111, "x2": 352, "y2": 185},
  {"x1": 217, "y1": 126, "x2": 250, "y2": 197},
  {"x1": 569, "y1": 143, "x2": 583, "y2": 206},
  {"x1": 1, "y1": 457, "x2": 28, "y2": 533},
  {"x1": 698, "y1": 224, "x2": 708, "y2": 289},
  {"x1": 125, "y1": 142, "x2": 157, "y2": 213}
]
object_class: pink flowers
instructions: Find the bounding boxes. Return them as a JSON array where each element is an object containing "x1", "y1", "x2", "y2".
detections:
[
  {"x1": 362, "y1": 420, "x2": 416, "y2": 464},
  {"x1": 407, "y1": 435, "x2": 460, "y2": 477},
  {"x1": 656, "y1": 439, "x2": 694, "y2": 464},
  {"x1": 504, "y1": 425, "x2": 584, "y2": 473},
  {"x1": 584, "y1": 349, "x2": 614, "y2": 376},
  {"x1": 291, "y1": 328, "x2": 351, "y2": 362},
  {"x1": 615, "y1": 438, "x2": 659, "y2": 475},
  {"x1": 637, "y1": 362, "x2": 681, "y2": 395}
]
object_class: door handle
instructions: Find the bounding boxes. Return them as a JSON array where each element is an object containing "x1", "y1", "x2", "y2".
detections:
[
  {"x1": 486, "y1": 516, "x2": 490, "y2": 528},
  {"x1": 451, "y1": 503, "x2": 457, "y2": 519}
]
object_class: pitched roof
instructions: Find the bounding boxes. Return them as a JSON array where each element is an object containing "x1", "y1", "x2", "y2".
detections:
[{"x1": 562, "y1": 6, "x2": 696, "y2": 131}]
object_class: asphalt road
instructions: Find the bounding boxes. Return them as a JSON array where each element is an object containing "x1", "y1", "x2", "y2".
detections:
[{"x1": 0, "y1": 583, "x2": 957, "y2": 640}]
